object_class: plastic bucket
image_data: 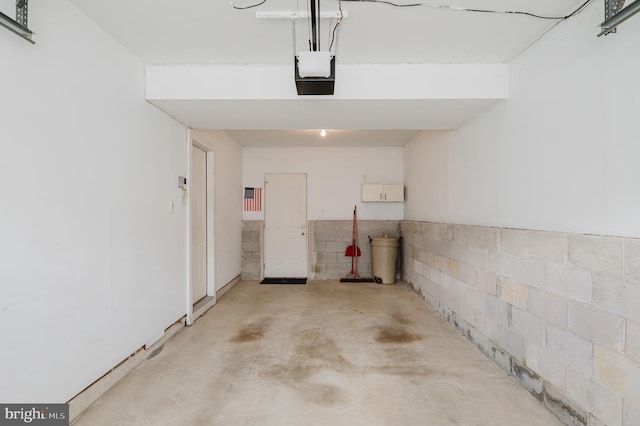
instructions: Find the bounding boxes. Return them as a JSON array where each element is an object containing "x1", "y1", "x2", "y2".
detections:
[{"x1": 371, "y1": 234, "x2": 398, "y2": 284}]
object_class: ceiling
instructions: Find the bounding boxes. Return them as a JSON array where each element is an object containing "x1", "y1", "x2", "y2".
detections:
[{"x1": 69, "y1": 0, "x2": 591, "y2": 146}]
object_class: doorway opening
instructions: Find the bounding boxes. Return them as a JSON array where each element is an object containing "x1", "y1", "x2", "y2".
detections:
[{"x1": 188, "y1": 141, "x2": 216, "y2": 325}]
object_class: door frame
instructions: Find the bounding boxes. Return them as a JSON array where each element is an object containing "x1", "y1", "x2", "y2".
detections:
[{"x1": 186, "y1": 133, "x2": 216, "y2": 325}]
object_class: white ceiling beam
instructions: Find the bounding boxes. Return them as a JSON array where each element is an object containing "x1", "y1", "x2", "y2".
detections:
[{"x1": 145, "y1": 63, "x2": 508, "y2": 101}]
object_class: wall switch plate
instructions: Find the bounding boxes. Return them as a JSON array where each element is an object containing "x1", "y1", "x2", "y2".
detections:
[{"x1": 178, "y1": 176, "x2": 187, "y2": 189}]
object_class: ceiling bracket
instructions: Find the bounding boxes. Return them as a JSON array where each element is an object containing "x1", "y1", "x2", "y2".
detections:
[
  {"x1": 599, "y1": 0, "x2": 640, "y2": 36},
  {"x1": 16, "y1": 0, "x2": 28, "y2": 28},
  {"x1": 0, "y1": 0, "x2": 34, "y2": 43},
  {"x1": 603, "y1": 0, "x2": 625, "y2": 34}
]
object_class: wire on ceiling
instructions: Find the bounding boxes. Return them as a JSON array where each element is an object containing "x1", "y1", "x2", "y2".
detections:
[
  {"x1": 232, "y1": 0, "x2": 594, "y2": 21},
  {"x1": 339, "y1": 0, "x2": 595, "y2": 20},
  {"x1": 232, "y1": 0, "x2": 267, "y2": 10},
  {"x1": 329, "y1": 0, "x2": 343, "y2": 52}
]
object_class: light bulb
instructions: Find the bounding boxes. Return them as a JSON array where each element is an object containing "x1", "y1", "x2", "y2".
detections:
[{"x1": 320, "y1": 129, "x2": 327, "y2": 137}]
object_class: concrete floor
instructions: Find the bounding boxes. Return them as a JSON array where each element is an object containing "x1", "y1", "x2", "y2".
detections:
[{"x1": 73, "y1": 280, "x2": 561, "y2": 426}]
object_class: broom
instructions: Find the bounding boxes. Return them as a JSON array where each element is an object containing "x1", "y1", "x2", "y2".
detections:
[{"x1": 340, "y1": 206, "x2": 374, "y2": 283}]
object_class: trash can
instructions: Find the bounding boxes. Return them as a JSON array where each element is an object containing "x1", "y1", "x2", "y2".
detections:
[{"x1": 371, "y1": 234, "x2": 398, "y2": 284}]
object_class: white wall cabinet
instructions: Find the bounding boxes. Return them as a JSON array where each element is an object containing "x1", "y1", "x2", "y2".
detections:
[{"x1": 361, "y1": 184, "x2": 404, "y2": 202}]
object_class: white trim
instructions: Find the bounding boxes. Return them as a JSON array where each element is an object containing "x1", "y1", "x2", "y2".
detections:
[
  {"x1": 187, "y1": 132, "x2": 217, "y2": 326},
  {"x1": 68, "y1": 317, "x2": 186, "y2": 422},
  {"x1": 185, "y1": 129, "x2": 194, "y2": 325}
]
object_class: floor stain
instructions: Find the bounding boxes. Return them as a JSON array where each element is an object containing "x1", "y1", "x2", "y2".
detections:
[
  {"x1": 391, "y1": 312, "x2": 411, "y2": 325},
  {"x1": 229, "y1": 318, "x2": 270, "y2": 343},
  {"x1": 263, "y1": 329, "x2": 351, "y2": 406},
  {"x1": 376, "y1": 326, "x2": 423, "y2": 344}
]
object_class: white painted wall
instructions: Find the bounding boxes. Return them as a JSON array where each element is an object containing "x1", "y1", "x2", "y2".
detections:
[
  {"x1": 404, "y1": 2, "x2": 640, "y2": 239},
  {"x1": 0, "y1": 0, "x2": 187, "y2": 403},
  {"x1": 190, "y1": 130, "x2": 243, "y2": 291},
  {"x1": 243, "y1": 146, "x2": 404, "y2": 221}
]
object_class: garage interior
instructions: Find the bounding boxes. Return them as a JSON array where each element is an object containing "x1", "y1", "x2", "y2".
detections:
[{"x1": 1, "y1": 1, "x2": 639, "y2": 425}]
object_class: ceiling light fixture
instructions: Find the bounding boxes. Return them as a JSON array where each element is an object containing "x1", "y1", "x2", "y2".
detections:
[{"x1": 320, "y1": 129, "x2": 327, "y2": 137}]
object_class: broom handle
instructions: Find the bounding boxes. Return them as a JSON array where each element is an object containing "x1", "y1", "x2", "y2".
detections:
[{"x1": 354, "y1": 205, "x2": 358, "y2": 277}]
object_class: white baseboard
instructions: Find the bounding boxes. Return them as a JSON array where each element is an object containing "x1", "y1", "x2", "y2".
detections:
[{"x1": 68, "y1": 316, "x2": 186, "y2": 423}]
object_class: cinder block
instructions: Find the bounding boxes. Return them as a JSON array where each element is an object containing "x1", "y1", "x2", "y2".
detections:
[
  {"x1": 491, "y1": 346, "x2": 513, "y2": 374},
  {"x1": 567, "y1": 234, "x2": 623, "y2": 277},
  {"x1": 545, "y1": 262, "x2": 592, "y2": 303},
  {"x1": 428, "y1": 223, "x2": 447, "y2": 240},
  {"x1": 511, "y1": 361, "x2": 544, "y2": 400},
  {"x1": 444, "y1": 257, "x2": 462, "y2": 279},
  {"x1": 497, "y1": 325, "x2": 525, "y2": 361},
  {"x1": 594, "y1": 346, "x2": 640, "y2": 407},
  {"x1": 477, "y1": 270, "x2": 498, "y2": 296},
  {"x1": 593, "y1": 274, "x2": 640, "y2": 323},
  {"x1": 546, "y1": 325, "x2": 593, "y2": 375},
  {"x1": 447, "y1": 242, "x2": 467, "y2": 263},
  {"x1": 623, "y1": 400, "x2": 640, "y2": 426},
  {"x1": 498, "y1": 277, "x2": 528, "y2": 309},
  {"x1": 413, "y1": 259, "x2": 423, "y2": 274},
  {"x1": 487, "y1": 251, "x2": 512, "y2": 278},
  {"x1": 624, "y1": 239, "x2": 640, "y2": 282},
  {"x1": 484, "y1": 295, "x2": 497, "y2": 320},
  {"x1": 242, "y1": 242, "x2": 260, "y2": 253},
  {"x1": 467, "y1": 246, "x2": 488, "y2": 269},
  {"x1": 527, "y1": 230, "x2": 566, "y2": 263},
  {"x1": 569, "y1": 301, "x2": 625, "y2": 353},
  {"x1": 627, "y1": 320, "x2": 640, "y2": 364},
  {"x1": 315, "y1": 230, "x2": 338, "y2": 242},
  {"x1": 479, "y1": 316, "x2": 498, "y2": 343},
  {"x1": 511, "y1": 306, "x2": 544, "y2": 346},
  {"x1": 543, "y1": 383, "x2": 589, "y2": 426},
  {"x1": 459, "y1": 263, "x2": 477, "y2": 286},
  {"x1": 566, "y1": 366, "x2": 623, "y2": 426},
  {"x1": 589, "y1": 414, "x2": 607, "y2": 426},
  {"x1": 317, "y1": 251, "x2": 337, "y2": 264},
  {"x1": 459, "y1": 301, "x2": 479, "y2": 327},
  {"x1": 447, "y1": 223, "x2": 476, "y2": 245},
  {"x1": 475, "y1": 227, "x2": 498, "y2": 251},
  {"x1": 499, "y1": 229, "x2": 528, "y2": 257},
  {"x1": 526, "y1": 342, "x2": 565, "y2": 390},
  {"x1": 326, "y1": 241, "x2": 346, "y2": 253},
  {"x1": 513, "y1": 257, "x2": 546, "y2": 290},
  {"x1": 496, "y1": 299, "x2": 512, "y2": 328},
  {"x1": 327, "y1": 263, "x2": 349, "y2": 274},
  {"x1": 527, "y1": 287, "x2": 568, "y2": 329}
]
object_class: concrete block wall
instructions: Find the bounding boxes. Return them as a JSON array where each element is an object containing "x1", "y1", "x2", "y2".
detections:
[
  {"x1": 241, "y1": 221, "x2": 263, "y2": 280},
  {"x1": 401, "y1": 221, "x2": 640, "y2": 426},
  {"x1": 241, "y1": 220, "x2": 400, "y2": 280},
  {"x1": 310, "y1": 220, "x2": 401, "y2": 280}
]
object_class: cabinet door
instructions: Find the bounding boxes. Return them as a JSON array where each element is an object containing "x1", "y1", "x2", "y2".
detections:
[
  {"x1": 362, "y1": 184, "x2": 383, "y2": 202},
  {"x1": 383, "y1": 185, "x2": 404, "y2": 202}
]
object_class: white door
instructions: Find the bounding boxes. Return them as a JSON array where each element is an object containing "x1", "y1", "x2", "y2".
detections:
[
  {"x1": 264, "y1": 173, "x2": 307, "y2": 277},
  {"x1": 191, "y1": 145, "x2": 208, "y2": 303}
]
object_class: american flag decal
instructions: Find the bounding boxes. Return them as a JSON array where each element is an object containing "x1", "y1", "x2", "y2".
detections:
[{"x1": 244, "y1": 187, "x2": 262, "y2": 211}]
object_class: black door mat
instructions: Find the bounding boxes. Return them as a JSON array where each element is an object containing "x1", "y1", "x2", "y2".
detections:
[{"x1": 260, "y1": 277, "x2": 307, "y2": 285}]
